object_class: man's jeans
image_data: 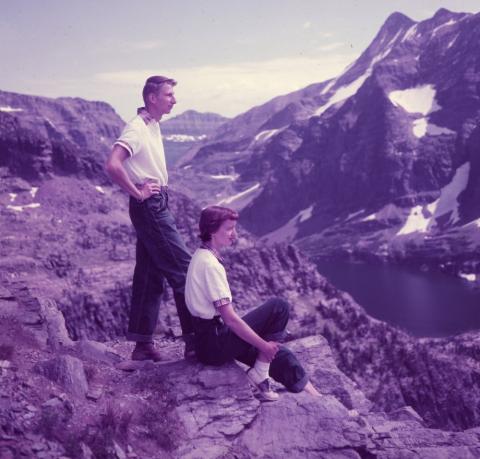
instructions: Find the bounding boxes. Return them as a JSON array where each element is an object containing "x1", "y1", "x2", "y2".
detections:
[
  {"x1": 192, "y1": 298, "x2": 309, "y2": 393},
  {"x1": 127, "y1": 191, "x2": 193, "y2": 342}
]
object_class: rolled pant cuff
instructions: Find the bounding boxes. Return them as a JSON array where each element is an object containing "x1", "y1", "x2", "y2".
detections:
[
  {"x1": 126, "y1": 331, "x2": 154, "y2": 343},
  {"x1": 288, "y1": 373, "x2": 309, "y2": 393}
]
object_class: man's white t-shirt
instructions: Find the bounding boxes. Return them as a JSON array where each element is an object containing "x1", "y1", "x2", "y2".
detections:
[
  {"x1": 114, "y1": 115, "x2": 168, "y2": 185},
  {"x1": 185, "y1": 248, "x2": 232, "y2": 319}
]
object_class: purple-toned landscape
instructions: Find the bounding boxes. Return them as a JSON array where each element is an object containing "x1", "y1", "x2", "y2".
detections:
[{"x1": 1, "y1": 5, "x2": 480, "y2": 459}]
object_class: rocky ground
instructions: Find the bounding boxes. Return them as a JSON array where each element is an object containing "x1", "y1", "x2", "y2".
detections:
[
  {"x1": 2, "y1": 171, "x2": 480, "y2": 457},
  {"x1": 2, "y1": 279, "x2": 480, "y2": 459}
]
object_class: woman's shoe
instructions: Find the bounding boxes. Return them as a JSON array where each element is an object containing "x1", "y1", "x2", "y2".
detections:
[{"x1": 246, "y1": 368, "x2": 279, "y2": 402}]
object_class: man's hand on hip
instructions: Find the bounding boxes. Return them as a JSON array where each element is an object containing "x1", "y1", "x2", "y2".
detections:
[{"x1": 139, "y1": 181, "x2": 161, "y2": 201}]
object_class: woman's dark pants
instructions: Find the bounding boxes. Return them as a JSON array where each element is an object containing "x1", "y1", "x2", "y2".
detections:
[{"x1": 193, "y1": 298, "x2": 308, "y2": 393}]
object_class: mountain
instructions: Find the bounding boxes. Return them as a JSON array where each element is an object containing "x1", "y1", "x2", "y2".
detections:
[
  {"x1": 161, "y1": 109, "x2": 228, "y2": 165},
  {"x1": 177, "y1": 8, "x2": 480, "y2": 279},
  {"x1": 3, "y1": 87, "x2": 480, "y2": 453},
  {"x1": 161, "y1": 109, "x2": 228, "y2": 137},
  {"x1": 0, "y1": 89, "x2": 124, "y2": 181}
]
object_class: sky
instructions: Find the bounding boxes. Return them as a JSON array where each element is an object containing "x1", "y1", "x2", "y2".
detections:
[{"x1": 1, "y1": 0, "x2": 479, "y2": 121}]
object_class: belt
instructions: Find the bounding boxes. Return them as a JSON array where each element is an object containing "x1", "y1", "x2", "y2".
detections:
[
  {"x1": 192, "y1": 315, "x2": 224, "y2": 334},
  {"x1": 135, "y1": 183, "x2": 168, "y2": 193}
]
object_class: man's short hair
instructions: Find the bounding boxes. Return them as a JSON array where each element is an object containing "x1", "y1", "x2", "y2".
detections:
[
  {"x1": 142, "y1": 75, "x2": 177, "y2": 105},
  {"x1": 199, "y1": 206, "x2": 239, "y2": 243}
]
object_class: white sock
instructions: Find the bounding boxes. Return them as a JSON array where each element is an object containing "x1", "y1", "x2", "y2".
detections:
[{"x1": 251, "y1": 359, "x2": 270, "y2": 383}]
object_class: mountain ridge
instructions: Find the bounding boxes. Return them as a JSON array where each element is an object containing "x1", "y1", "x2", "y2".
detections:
[{"x1": 173, "y1": 8, "x2": 480, "y2": 280}]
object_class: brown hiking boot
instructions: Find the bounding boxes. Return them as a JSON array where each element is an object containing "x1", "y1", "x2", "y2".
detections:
[
  {"x1": 183, "y1": 333, "x2": 196, "y2": 360},
  {"x1": 131, "y1": 342, "x2": 163, "y2": 362}
]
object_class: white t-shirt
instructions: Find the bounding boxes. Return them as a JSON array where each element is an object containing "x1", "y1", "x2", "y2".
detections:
[
  {"x1": 114, "y1": 115, "x2": 168, "y2": 185},
  {"x1": 185, "y1": 248, "x2": 232, "y2": 319}
]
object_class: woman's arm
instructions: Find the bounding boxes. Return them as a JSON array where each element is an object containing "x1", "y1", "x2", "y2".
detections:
[{"x1": 219, "y1": 303, "x2": 279, "y2": 361}]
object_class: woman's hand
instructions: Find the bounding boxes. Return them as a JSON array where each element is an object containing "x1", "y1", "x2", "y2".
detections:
[
  {"x1": 260, "y1": 341, "x2": 280, "y2": 362},
  {"x1": 220, "y1": 304, "x2": 280, "y2": 361}
]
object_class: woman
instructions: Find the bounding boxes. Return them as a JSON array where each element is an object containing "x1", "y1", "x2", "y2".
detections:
[{"x1": 185, "y1": 205, "x2": 320, "y2": 401}]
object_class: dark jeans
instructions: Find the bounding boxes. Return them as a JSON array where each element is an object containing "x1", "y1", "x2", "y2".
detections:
[
  {"x1": 127, "y1": 191, "x2": 193, "y2": 342},
  {"x1": 193, "y1": 298, "x2": 308, "y2": 393}
]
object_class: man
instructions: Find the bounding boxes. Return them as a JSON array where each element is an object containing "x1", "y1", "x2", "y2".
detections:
[{"x1": 105, "y1": 75, "x2": 194, "y2": 361}]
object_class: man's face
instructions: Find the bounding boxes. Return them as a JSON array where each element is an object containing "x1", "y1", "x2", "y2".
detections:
[{"x1": 150, "y1": 83, "x2": 176, "y2": 117}]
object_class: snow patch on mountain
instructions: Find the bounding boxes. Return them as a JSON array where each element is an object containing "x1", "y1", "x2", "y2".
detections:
[
  {"x1": 164, "y1": 134, "x2": 207, "y2": 142},
  {"x1": 402, "y1": 24, "x2": 418, "y2": 42},
  {"x1": 0, "y1": 106, "x2": 23, "y2": 113},
  {"x1": 314, "y1": 37, "x2": 403, "y2": 119},
  {"x1": 396, "y1": 162, "x2": 470, "y2": 235},
  {"x1": 315, "y1": 72, "x2": 370, "y2": 117},
  {"x1": 7, "y1": 203, "x2": 41, "y2": 212},
  {"x1": 209, "y1": 173, "x2": 239, "y2": 181},
  {"x1": 459, "y1": 272, "x2": 477, "y2": 282},
  {"x1": 358, "y1": 163, "x2": 470, "y2": 236},
  {"x1": 413, "y1": 120, "x2": 454, "y2": 139},
  {"x1": 362, "y1": 203, "x2": 404, "y2": 223},
  {"x1": 95, "y1": 186, "x2": 105, "y2": 194},
  {"x1": 217, "y1": 183, "x2": 260, "y2": 206},
  {"x1": 389, "y1": 85, "x2": 447, "y2": 138},
  {"x1": 254, "y1": 128, "x2": 283, "y2": 143},
  {"x1": 389, "y1": 85, "x2": 440, "y2": 115},
  {"x1": 261, "y1": 205, "x2": 314, "y2": 244},
  {"x1": 299, "y1": 205, "x2": 314, "y2": 222},
  {"x1": 321, "y1": 79, "x2": 336, "y2": 95},
  {"x1": 9, "y1": 193, "x2": 17, "y2": 202},
  {"x1": 397, "y1": 205, "x2": 431, "y2": 235},
  {"x1": 427, "y1": 124, "x2": 456, "y2": 136},
  {"x1": 413, "y1": 119, "x2": 428, "y2": 137},
  {"x1": 431, "y1": 19, "x2": 457, "y2": 37},
  {"x1": 346, "y1": 209, "x2": 365, "y2": 221},
  {"x1": 447, "y1": 34, "x2": 458, "y2": 48},
  {"x1": 429, "y1": 162, "x2": 470, "y2": 225}
]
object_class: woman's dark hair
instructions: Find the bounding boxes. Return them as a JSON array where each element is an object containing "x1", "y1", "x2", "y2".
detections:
[{"x1": 199, "y1": 206, "x2": 239, "y2": 243}]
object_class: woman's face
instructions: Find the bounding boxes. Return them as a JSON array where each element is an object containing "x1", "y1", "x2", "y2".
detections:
[{"x1": 211, "y1": 219, "x2": 237, "y2": 250}]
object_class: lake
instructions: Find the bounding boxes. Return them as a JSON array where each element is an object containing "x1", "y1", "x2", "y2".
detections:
[{"x1": 315, "y1": 259, "x2": 480, "y2": 338}]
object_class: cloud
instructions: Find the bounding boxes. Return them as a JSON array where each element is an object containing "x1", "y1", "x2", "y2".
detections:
[
  {"x1": 95, "y1": 53, "x2": 358, "y2": 118},
  {"x1": 317, "y1": 42, "x2": 345, "y2": 52},
  {"x1": 126, "y1": 40, "x2": 165, "y2": 51}
]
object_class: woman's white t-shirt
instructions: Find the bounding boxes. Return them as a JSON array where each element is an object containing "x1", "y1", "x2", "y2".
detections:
[{"x1": 185, "y1": 248, "x2": 232, "y2": 319}]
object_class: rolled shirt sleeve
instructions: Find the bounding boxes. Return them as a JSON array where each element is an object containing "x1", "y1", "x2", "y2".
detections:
[
  {"x1": 204, "y1": 264, "x2": 232, "y2": 309},
  {"x1": 114, "y1": 123, "x2": 141, "y2": 157}
]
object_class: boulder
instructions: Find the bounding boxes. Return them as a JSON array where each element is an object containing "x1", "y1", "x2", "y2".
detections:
[{"x1": 34, "y1": 355, "x2": 89, "y2": 398}]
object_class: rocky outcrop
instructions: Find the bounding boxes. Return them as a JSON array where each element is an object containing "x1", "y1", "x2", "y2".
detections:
[
  {"x1": 2, "y1": 282, "x2": 480, "y2": 459},
  {"x1": 2, "y1": 171, "x2": 480, "y2": 435},
  {"x1": 0, "y1": 90, "x2": 124, "y2": 180},
  {"x1": 4, "y1": 164, "x2": 480, "y2": 430}
]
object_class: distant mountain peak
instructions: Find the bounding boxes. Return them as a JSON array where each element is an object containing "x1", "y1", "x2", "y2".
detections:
[
  {"x1": 382, "y1": 11, "x2": 415, "y2": 29},
  {"x1": 165, "y1": 109, "x2": 228, "y2": 122},
  {"x1": 161, "y1": 109, "x2": 228, "y2": 141},
  {"x1": 433, "y1": 7, "x2": 455, "y2": 19}
]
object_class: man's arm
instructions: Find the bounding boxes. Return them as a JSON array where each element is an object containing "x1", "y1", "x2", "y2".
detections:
[
  {"x1": 105, "y1": 144, "x2": 159, "y2": 200},
  {"x1": 219, "y1": 303, "x2": 279, "y2": 361}
]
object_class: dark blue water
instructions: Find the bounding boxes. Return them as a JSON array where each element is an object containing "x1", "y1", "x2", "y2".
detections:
[{"x1": 315, "y1": 259, "x2": 480, "y2": 338}]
